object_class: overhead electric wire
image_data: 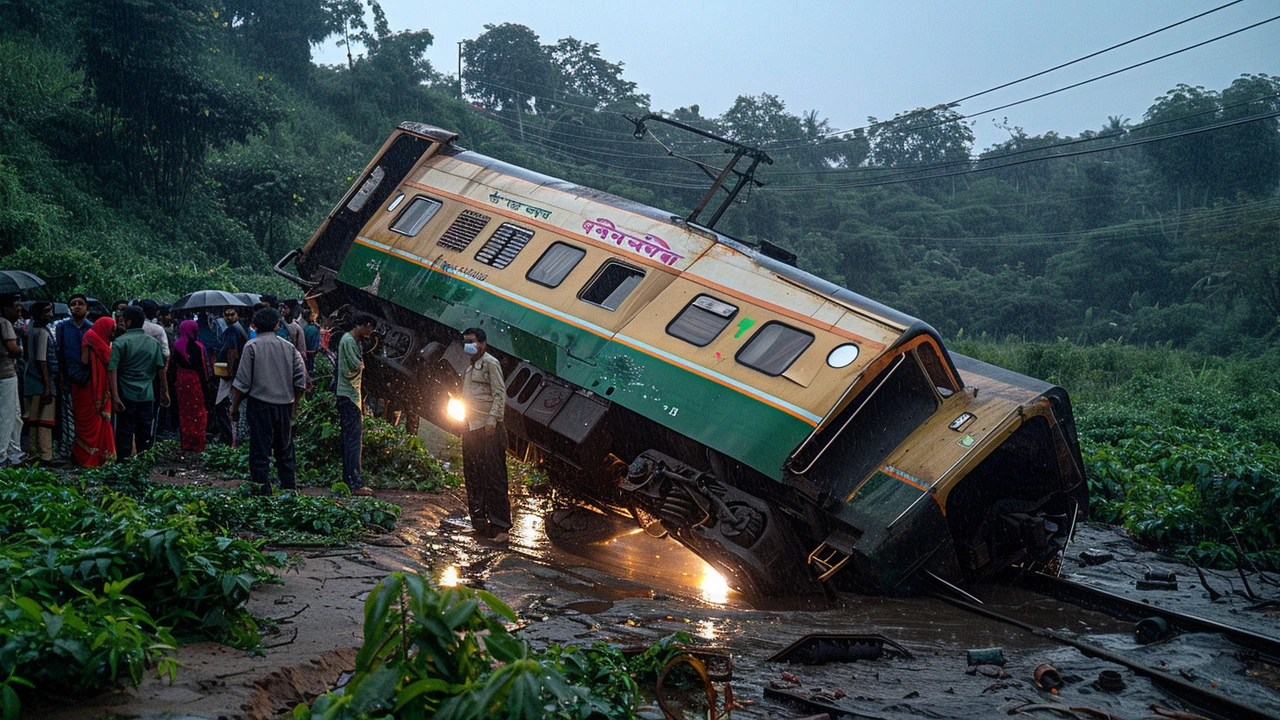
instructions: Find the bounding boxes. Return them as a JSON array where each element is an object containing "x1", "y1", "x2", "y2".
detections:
[
  {"x1": 758, "y1": 90, "x2": 1280, "y2": 178},
  {"x1": 827, "y1": 198, "x2": 1280, "y2": 248},
  {"x1": 753, "y1": 11, "x2": 1280, "y2": 154},
  {"x1": 764, "y1": 108, "x2": 1280, "y2": 192}
]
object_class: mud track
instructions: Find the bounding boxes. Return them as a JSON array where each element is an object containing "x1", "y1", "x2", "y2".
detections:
[{"x1": 26, "y1": 466, "x2": 1280, "y2": 720}]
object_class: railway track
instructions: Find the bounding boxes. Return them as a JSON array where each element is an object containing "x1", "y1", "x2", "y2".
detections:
[{"x1": 928, "y1": 571, "x2": 1280, "y2": 720}]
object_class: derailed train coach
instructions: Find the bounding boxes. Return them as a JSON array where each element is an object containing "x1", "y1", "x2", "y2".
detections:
[{"x1": 277, "y1": 122, "x2": 1088, "y2": 602}]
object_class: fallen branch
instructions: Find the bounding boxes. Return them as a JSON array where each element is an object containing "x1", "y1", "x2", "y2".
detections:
[{"x1": 261, "y1": 627, "x2": 299, "y2": 649}]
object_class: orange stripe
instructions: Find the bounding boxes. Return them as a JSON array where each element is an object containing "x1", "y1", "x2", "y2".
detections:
[
  {"x1": 353, "y1": 238, "x2": 818, "y2": 426},
  {"x1": 881, "y1": 467, "x2": 929, "y2": 493}
]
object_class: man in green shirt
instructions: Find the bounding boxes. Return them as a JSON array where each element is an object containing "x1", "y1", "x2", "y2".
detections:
[
  {"x1": 337, "y1": 313, "x2": 376, "y2": 496},
  {"x1": 108, "y1": 306, "x2": 168, "y2": 459}
]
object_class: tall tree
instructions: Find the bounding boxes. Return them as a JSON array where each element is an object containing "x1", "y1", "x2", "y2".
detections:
[
  {"x1": 549, "y1": 37, "x2": 645, "y2": 110},
  {"x1": 1138, "y1": 75, "x2": 1280, "y2": 208},
  {"x1": 463, "y1": 23, "x2": 558, "y2": 133},
  {"x1": 76, "y1": 0, "x2": 278, "y2": 207},
  {"x1": 866, "y1": 107, "x2": 974, "y2": 169},
  {"x1": 219, "y1": 0, "x2": 336, "y2": 80}
]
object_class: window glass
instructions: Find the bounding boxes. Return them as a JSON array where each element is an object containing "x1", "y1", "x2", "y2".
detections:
[
  {"x1": 667, "y1": 295, "x2": 737, "y2": 346},
  {"x1": 827, "y1": 343, "x2": 860, "y2": 368},
  {"x1": 736, "y1": 321, "x2": 814, "y2": 376},
  {"x1": 474, "y1": 223, "x2": 534, "y2": 269},
  {"x1": 579, "y1": 262, "x2": 645, "y2": 311},
  {"x1": 345, "y1": 166, "x2": 385, "y2": 212},
  {"x1": 527, "y1": 242, "x2": 586, "y2": 287},
  {"x1": 389, "y1": 196, "x2": 443, "y2": 236}
]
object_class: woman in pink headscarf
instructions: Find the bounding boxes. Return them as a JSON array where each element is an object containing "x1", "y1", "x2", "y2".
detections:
[
  {"x1": 173, "y1": 319, "x2": 210, "y2": 452},
  {"x1": 73, "y1": 317, "x2": 116, "y2": 467}
]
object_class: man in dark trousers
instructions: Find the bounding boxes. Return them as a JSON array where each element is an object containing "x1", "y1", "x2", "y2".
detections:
[
  {"x1": 336, "y1": 313, "x2": 376, "y2": 496},
  {"x1": 230, "y1": 307, "x2": 306, "y2": 495},
  {"x1": 108, "y1": 306, "x2": 168, "y2": 459},
  {"x1": 460, "y1": 327, "x2": 510, "y2": 543}
]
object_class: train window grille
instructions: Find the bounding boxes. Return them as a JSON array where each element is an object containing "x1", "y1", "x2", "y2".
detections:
[
  {"x1": 437, "y1": 210, "x2": 491, "y2": 252},
  {"x1": 736, "y1": 321, "x2": 814, "y2": 376},
  {"x1": 667, "y1": 294, "x2": 738, "y2": 347},
  {"x1": 474, "y1": 222, "x2": 534, "y2": 269},
  {"x1": 527, "y1": 242, "x2": 586, "y2": 288},
  {"x1": 389, "y1": 196, "x2": 443, "y2": 237},
  {"x1": 344, "y1": 166, "x2": 385, "y2": 212},
  {"x1": 579, "y1": 261, "x2": 645, "y2": 311}
]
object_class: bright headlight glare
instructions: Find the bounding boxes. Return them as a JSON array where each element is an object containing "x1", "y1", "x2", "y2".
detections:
[{"x1": 446, "y1": 398, "x2": 467, "y2": 422}]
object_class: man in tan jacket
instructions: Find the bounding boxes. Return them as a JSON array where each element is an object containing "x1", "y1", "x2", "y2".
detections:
[{"x1": 461, "y1": 327, "x2": 510, "y2": 543}]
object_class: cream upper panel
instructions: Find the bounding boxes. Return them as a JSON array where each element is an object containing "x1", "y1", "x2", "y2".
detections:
[
  {"x1": 686, "y1": 245, "x2": 902, "y2": 353},
  {"x1": 409, "y1": 156, "x2": 716, "y2": 273}
]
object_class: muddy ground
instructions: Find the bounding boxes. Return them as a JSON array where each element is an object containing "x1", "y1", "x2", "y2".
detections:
[{"x1": 26, "y1": 462, "x2": 1280, "y2": 720}]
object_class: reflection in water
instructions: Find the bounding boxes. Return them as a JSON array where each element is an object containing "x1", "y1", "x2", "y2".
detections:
[
  {"x1": 440, "y1": 565, "x2": 460, "y2": 587},
  {"x1": 700, "y1": 568, "x2": 730, "y2": 604},
  {"x1": 695, "y1": 619, "x2": 720, "y2": 641}
]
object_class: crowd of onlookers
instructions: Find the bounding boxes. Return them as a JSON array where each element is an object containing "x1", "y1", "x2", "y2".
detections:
[{"x1": 0, "y1": 293, "x2": 378, "y2": 496}]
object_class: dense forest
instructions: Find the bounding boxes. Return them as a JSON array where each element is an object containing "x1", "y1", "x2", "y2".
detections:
[
  {"x1": 2, "y1": 0, "x2": 1279, "y2": 561},
  {"x1": 3, "y1": 0, "x2": 1278, "y2": 355}
]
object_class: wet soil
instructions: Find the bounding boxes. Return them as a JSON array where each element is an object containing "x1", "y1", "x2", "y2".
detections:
[{"x1": 25, "y1": 462, "x2": 1280, "y2": 720}]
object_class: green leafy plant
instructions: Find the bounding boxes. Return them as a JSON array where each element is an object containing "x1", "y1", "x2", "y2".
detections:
[
  {"x1": 0, "y1": 466, "x2": 289, "y2": 715},
  {"x1": 1082, "y1": 425, "x2": 1280, "y2": 569},
  {"x1": 295, "y1": 573, "x2": 693, "y2": 719},
  {"x1": 203, "y1": 390, "x2": 453, "y2": 491}
]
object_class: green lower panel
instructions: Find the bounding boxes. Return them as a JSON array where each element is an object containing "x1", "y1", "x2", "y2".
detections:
[{"x1": 340, "y1": 241, "x2": 813, "y2": 479}]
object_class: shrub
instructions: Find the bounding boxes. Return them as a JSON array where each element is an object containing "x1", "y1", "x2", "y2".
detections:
[{"x1": 295, "y1": 572, "x2": 693, "y2": 720}]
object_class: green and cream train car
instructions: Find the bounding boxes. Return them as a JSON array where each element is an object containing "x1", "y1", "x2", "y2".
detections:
[{"x1": 279, "y1": 122, "x2": 1087, "y2": 600}]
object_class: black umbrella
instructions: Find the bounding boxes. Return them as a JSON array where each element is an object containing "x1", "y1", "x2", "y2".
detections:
[
  {"x1": 172, "y1": 290, "x2": 251, "y2": 311},
  {"x1": 0, "y1": 270, "x2": 46, "y2": 294},
  {"x1": 234, "y1": 292, "x2": 262, "y2": 306}
]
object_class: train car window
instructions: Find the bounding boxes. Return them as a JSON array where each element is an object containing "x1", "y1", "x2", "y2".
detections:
[
  {"x1": 389, "y1": 196, "x2": 443, "y2": 237},
  {"x1": 736, "y1": 321, "x2": 814, "y2": 376},
  {"x1": 915, "y1": 342, "x2": 958, "y2": 396},
  {"x1": 527, "y1": 242, "x2": 586, "y2": 288},
  {"x1": 438, "y1": 209, "x2": 491, "y2": 252},
  {"x1": 344, "y1": 167, "x2": 385, "y2": 212},
  {"x1": 474, "y1": 222, "x2": 534, "y2": 269},
  {"x1": 667, "y1": 294, "x2": 738, "y2": 347},
  {"x1": 579, "y1": 261, "x2": 645, "y2": 311},
  {"x1": 827, "y1": 343, "x2": 860, "y2": 368}
]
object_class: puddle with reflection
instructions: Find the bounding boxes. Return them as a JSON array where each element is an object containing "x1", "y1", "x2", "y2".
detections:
[{"x1": 412, "y1": 487, "x2": 746, "y2": 608}]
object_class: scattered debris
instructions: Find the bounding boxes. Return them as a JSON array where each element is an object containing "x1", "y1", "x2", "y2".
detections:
[
  {"x1": 769, "y1": 633, "x2": 913, "y2": 665},
  {"x1": 1135, "y1": 616, "x2": 1170, "y2": 644},
  {"x1": 1138, "y1": 570, "x2": 1179, "y2": 591},
  {"x1": 1034, "y1": 663, "x2": 1063, "y2": 691},
  {"x1": 1079, "y1": 548, "x2": 1115, "y2": 566},
  {"x1": 1096, "y1": 669, "x2": 1126, "y2": 692}
]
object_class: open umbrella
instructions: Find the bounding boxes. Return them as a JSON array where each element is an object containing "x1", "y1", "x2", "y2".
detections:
[
  {"x1": 172, "y1": 290, "x2": 251, "y2": 311},
  {"x1": 0, "y1": 270, "x2": 46, "y2": 294},
  {"x1": 234, "y1": 292, "x2": 262, "y2": 306}
]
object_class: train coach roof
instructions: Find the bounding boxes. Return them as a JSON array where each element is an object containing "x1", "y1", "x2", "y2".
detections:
[{"x1": 411, "y1": 122, "x2": 956, "y2": 377}]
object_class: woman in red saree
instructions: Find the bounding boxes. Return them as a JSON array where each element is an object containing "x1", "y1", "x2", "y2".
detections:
[
  {"x1": 73, "y1": 317, "x2": 115, "y2": 467},
  {"x1": 173, "y1": 319, "x2": 210, "y2": 452}
]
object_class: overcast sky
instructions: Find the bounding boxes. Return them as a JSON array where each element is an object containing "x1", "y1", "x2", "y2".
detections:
[{"x1": 312, "y1": 1, "x2": 1279, "y2": 151}]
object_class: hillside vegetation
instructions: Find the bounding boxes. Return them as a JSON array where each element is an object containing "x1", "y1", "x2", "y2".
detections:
[{"x1": 1, "y1": 1, "x2": 1277, "y2": 567}]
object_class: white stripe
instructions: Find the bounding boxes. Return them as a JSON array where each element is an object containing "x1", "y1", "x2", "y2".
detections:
[{"x1": 356, "y1": 237, "x2": 821, "y2": 424}]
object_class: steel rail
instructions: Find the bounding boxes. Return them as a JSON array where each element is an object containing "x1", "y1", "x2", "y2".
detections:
[
  {"x1": 1015, "y1": 571, "x2": 1280, "y2": 664},
  {"x1": 929, "y1": 591, "x2": 1280, "y2": 720}
]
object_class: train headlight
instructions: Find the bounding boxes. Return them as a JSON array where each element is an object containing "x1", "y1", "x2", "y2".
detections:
[{"x1": 446, "y1": 397, "x2": 467, "y2": 423}]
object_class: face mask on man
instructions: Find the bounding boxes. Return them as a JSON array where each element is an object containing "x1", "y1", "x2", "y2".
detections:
[{"x1": 463, "y1": 342, "x2": 478, "y2": 356}]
